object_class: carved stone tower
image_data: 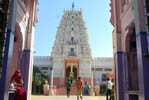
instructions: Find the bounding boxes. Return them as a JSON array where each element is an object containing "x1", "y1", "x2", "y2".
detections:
[{"x1": 51, "y1": 4, "x2": 92, "y2": 93}]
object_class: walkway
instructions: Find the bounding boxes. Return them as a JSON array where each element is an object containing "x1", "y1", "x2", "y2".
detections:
[{"x1": 31, "y1": 95, "x2": 106, "y2": 100}]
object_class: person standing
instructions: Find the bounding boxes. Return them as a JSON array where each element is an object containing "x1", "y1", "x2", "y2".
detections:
[
  {"x1": 106, "y1": 78, "x2": 113, "y2": 100},
  {"x1": 76, "y1": 77, "x2": 83, "y2": 100},
  {"x1": 84, "y1": 81, "x2": 89, "y2": 95},
  {"x1": 66, "y1": 77, "x2": 72, "y2": 98}
]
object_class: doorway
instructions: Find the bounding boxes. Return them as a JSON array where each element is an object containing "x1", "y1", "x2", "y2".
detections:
[{"x1": 66, "y1": 65, "x2": 78, "y2": 84}]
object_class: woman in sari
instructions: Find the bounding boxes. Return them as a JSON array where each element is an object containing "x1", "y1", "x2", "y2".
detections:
[{"x1": 10, "y1": 69, "x2": 27, "y2": 100}]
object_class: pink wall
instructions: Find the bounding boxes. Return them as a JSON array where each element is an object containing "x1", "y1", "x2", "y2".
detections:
[{"x1": 11, "y1": 23, "x2": 23, "y2": 77}]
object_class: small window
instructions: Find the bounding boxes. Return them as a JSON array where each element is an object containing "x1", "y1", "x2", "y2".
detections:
[
  {"x1": 71, "y1": 37, "x2": 74, "y2": 41},
  {"x1": 72, "y1": 16, "x2": 74, "y2": 18},
  {"x1": 130, "y1": 40, "x2": 136, "y2": 51},
  {"x1": 102, "y1": 74, "x2": 107, "y2": 81},
  {"x1": 104, "y1": 68, "x2": 112, "y2": 71},
  {"x1": 70, "y1": 48, "x2": 74, "y2": 52},
  {"x1": 71, "y1": 28, "x2": 74, "y2": 31},
  {"x1": 41, "y1": 67, "x2": 48, "y2": 70},
  {"x1": 21, "y1": 0, "x2": 27, "y2": 5},
  {"x1": 72, "y1": 21, "x2": 74, "y2": 24},
  {"x1": 96, "y1": 68, "x2": 103, "y2": 71}
]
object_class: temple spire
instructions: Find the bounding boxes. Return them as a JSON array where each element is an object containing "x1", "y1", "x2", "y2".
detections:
[{"x1": 72, "y1": 2, "x2": 74, "y2": 9}]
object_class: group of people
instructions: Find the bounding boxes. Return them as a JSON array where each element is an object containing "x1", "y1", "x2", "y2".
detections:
[
  {"x1": 66, "y1": 77, "x2": 83, "y2": 100},
  {"x1": 66, "y1": 77, "x2": 114, "y2": 100},
  {"x1": 84, "y1": 81, "x2": 91, "y2": 95},
  {"x1": 10, "y1": 69, "x2": 113, "y2": 100}
]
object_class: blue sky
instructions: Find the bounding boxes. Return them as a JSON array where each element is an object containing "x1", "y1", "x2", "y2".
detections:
[{"x1": 34, "y1": 0, "x2": 114, "y2": 57}]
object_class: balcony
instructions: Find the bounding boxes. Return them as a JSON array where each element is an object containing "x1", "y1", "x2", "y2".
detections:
[
  {"x1": 68, "y1": 40, "x2": 76, "y2": 45},
  {"x1": 68, "y1": 52, "x2": 76, "y2": 56}
]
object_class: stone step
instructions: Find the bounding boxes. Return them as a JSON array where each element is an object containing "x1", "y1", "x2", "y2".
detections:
[{"x1": 55, "y1": 86, "x2": 78, "y2": 95}]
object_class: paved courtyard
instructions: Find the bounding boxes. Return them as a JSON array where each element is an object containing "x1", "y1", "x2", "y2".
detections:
[{"x1": 31, "y1": 95, "x2": 106, "y2": 100}]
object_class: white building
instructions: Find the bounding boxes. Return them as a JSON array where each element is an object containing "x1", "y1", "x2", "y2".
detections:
[{"x1": 34, "y1": 56, "x2": 113, "y2": 85}]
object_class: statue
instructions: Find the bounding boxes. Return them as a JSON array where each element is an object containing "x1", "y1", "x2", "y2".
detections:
[{"x1": 43, "y1": 81, "x2": 50, "y2": 95}]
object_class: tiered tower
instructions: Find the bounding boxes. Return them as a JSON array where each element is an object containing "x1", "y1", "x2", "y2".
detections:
[{"x1": 51, "y1": 4, "x2": 92, "y2": 94}]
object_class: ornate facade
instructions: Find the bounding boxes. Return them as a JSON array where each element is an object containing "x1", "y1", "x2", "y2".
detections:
[
  {"x1": 51, "y1": 7, "x2": 92, "y2": 88},
  {"x1": 34, "y1": 4, "x2": 113, "y2": 95},
  {"x1": 0, "y1": 0, "x2": 38, "y2": 100},
  {"x1": 110, "y1": 0, "x2": 149, "y2": 100}
]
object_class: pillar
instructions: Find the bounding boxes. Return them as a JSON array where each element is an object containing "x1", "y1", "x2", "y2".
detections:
[
  {"x1": 20, "y1": 49, "x2": 33, "y2": 100},
  {"x1": 90, "y1": 68, "x2": 95, "y2": 96},
  {"x1": 115, "y1": 51, "x2": 125, "y2": 100},
  {"x1": 0, "y1": 0, "x2": 18, "y2": 99},
  {"x1": 133, "y1": 0, "x2": 149, "y2": 100}
]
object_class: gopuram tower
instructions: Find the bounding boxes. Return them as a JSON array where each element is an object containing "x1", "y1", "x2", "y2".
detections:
[{"x1": 51, "y1": 3, "x2": 92, "y2": 94}]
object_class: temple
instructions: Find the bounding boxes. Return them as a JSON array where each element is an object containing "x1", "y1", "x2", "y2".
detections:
[{"x1": 34, "y1": 4, "x2": 113, "y2": 95}]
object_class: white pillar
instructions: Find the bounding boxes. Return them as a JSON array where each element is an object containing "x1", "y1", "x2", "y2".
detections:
[{"x1": 90, "y1": 68, "x2": 95, "y2": 96}]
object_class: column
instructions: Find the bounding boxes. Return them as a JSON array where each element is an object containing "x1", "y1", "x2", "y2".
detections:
[
  {"x1": 20, "y1": 49, "x2": 33, "y2": 100},
  {"x1": 90, "y1": 68, "x2": 95, "y2": 96},
  {"x1": 115, "y1": 52, "x2": 125, "y2": 100},
  {"x1": 0, "y1": 0, "x2": 18, "y2": 100},
  {"x1": 133, "y1": 0, "x2": 149, "y2": 100}
]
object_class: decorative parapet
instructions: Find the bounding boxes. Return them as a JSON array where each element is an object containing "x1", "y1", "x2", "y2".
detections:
[{"x1": 110, "y1": 0, "x2": 114, "y2": 26}]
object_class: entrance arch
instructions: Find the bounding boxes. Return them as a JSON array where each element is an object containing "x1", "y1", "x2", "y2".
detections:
[
  {"x1": 11, "y1": 23, "x2": 23, "y2": 77},
  {"x1": 66, "y1": 64, "x2": 78, "y2": 84},
  {"x1": 124, "y1": 23, "x2": 139, "y2": 100},
  {"x1": 64, "y1": 59, "x2": 80, "y2": 84}
]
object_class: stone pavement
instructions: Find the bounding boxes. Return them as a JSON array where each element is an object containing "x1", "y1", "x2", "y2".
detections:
[{"x1": 31, "y1": 95, "x2": 106, "y2": 100}]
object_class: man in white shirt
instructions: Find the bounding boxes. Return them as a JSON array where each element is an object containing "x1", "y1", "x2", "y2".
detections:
[{"x1": 106, "y1": 78, "x2": 113, "y2": 100}]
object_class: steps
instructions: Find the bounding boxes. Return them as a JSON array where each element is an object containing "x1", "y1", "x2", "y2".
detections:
[
  {"x1": 54, "y1": 85, "x2": 77, "y2": 95},
  {"x1": 70, "y1": 86, "x2": 77, "y2": 95}
]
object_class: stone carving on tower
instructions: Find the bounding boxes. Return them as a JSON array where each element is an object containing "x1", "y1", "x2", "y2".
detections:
[{"x1": 51, "y1": 3, "x2": 92, "y2": 89}]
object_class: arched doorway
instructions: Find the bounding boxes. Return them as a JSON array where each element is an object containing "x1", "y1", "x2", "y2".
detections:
[
  {"x1": 124, "y1": 24, "x2": 139, "y2": 100},
  {"x1": 66, "y1": 64, "x2": 78, "y2": 84},
  {"x1": 64, "y1": 59, "x2": 80, "y2": 85},
  {"x1": 11, "y1": 23, "x2": 23, "y2": 77}
]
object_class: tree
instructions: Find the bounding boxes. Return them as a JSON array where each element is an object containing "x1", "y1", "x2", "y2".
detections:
[{"x1": 32, "y1": 66, "x2": 49, "y2": 94}]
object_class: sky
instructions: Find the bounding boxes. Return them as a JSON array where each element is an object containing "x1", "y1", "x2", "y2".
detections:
[{"x1": 34, "y1": 0, "x2": 114, "y2": 57}]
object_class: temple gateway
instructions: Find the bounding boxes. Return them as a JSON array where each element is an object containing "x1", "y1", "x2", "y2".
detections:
[{"x1": 34, "y1": 4, "x2": 113, "y2": 95}]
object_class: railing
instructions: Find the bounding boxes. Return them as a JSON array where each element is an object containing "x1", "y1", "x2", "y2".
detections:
[
  {"x1": 68, "y1": 52, "x2": 76, "y2": 56},
  {"x1": 68, "y1": 40, "x2": 76, "y2": 45}
]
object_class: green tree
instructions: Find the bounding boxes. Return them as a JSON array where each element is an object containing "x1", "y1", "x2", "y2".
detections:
[{"x1": 32, "y1": 66, "x2": 49, "y2": 94}]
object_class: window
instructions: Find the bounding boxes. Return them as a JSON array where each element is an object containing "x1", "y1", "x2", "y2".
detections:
[
  {"x1": 41, "y1": 67, "x2": 48, "y2": 70},
  {"x1": 70, "y1": 48, "x2": 74, "y2": 52},
  {"x1": 121, "y1": 0, "x2": 126, "y2": 12},
  {"x1": 104, "y1": 68, "x2": 112, "y2": 71},
  {"x1": 95, "y1": 68, "x2": 103, "y2": 71},
  {"x1": 102, "y1": 74, "x2": 107, "y2": 81},
  {"x1": 72, "y1": 16, "x2": 74, "y2": 18},
  {"x1": 130, "y1": 40, "x2": 136, "y2": 51},
  {"x1": 21, "y1": 0, "x2": 27, "y2": 5},
  {"x1": 71, "y1": 28, "x2": 74, "y2": 31},
  {"x1": 72, "y1": 21, "x2": 74, "y2": 24},
  {"x1": 71, "y1": 37, "x2": 73, "y2": 41}
]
